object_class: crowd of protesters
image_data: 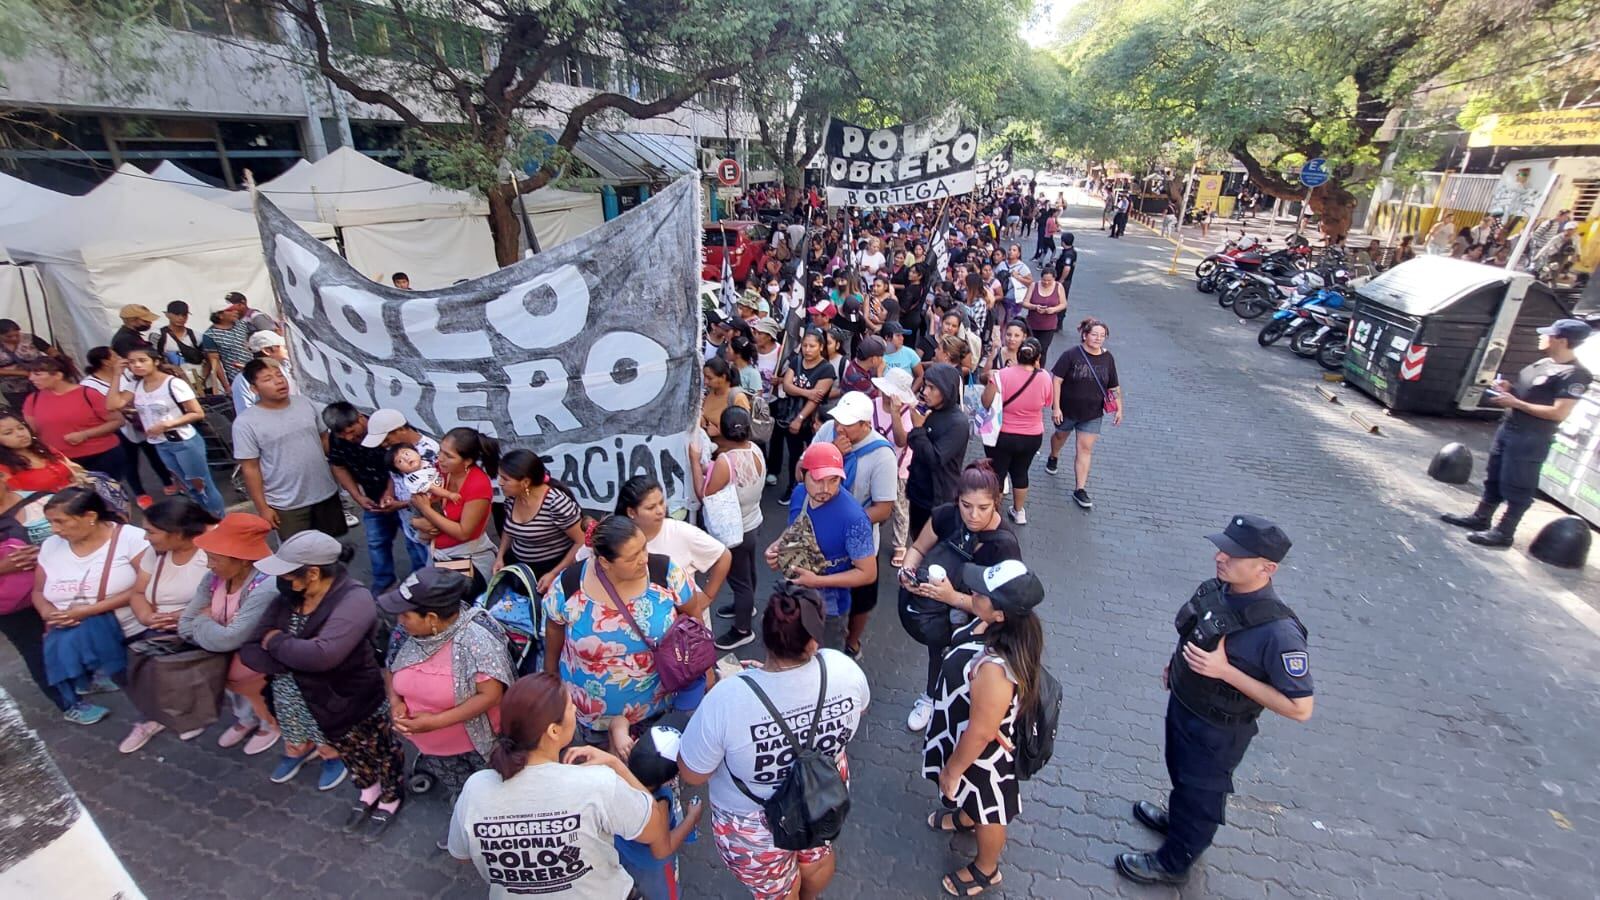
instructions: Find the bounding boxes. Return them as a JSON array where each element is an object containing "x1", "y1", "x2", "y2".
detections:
[{"x1": 0, "y1": 175, "x2": 1103, "y2": 898}]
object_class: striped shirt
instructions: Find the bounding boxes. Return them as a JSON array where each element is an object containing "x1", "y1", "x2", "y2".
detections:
[{"x1": 502, "y1": 485, "x2": 582, "y2": 568}]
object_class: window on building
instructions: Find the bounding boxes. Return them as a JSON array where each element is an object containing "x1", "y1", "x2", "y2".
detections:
[
  {"x1": 1571, "y1": 179, "x2": 1599, "y2": 222},
  {"x1": 158, "y1": 0, "x2": 278, "y2": 42}
]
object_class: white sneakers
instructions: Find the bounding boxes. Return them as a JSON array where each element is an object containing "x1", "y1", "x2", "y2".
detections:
[
  {"x1": 1009, "y1": 506, "x2": 1028, "y2": 526},
  {"x1": 907, "y1": 695, "x2": 935, "y2": 732}
]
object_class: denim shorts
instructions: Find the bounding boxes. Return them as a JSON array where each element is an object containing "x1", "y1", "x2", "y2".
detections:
[{"x1": 1055, "y1": 415, "x2": 1103, "y2": 435}]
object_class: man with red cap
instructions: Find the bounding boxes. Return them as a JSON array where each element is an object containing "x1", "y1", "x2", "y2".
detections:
[{"x1": 764, "y1": 442, "x2": 877, "y2": 622}]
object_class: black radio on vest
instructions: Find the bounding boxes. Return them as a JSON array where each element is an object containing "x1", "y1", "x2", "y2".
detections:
[{"x1": 1168, "y1": 580, "x2": 1304, "y2": 727}]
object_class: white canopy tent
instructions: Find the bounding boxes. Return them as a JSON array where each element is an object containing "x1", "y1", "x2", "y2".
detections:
[
  {"x1": 0, "y1": 173, "x2": 68, "y2": 340},
  {"x1": 220, "y1": 147, "x2": 496, "y2": 288},
  {"x1": 0, "y1": 165, "x2": 335, "y2": 360},
  {"x1": 520, "y1": 185, "x2": 606, "y2": 250},
  {"x1": 152, "y1": 160, "x2": 239, "y2": 204}
]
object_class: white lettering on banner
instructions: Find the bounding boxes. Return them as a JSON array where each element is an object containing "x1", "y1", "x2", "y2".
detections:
[
  {"x1": 427, "y1": 369, "x2": 495, "y2": 436},
  {"x1": 502, "y1": 359, "x2": 581, "y2": 436},
  {"x1": 274, "y1": 239, "x2": 321, "y2": 318},
  {"x1": 366, "y1": 362, "x2": 428, "y2": 432},
  {"x1": 485, "y1": 265, "x2": 589, "y2": 350},
  {"x1": 822, "y1": 112, "x2": 978, "y2": 208},
  {"x1": 406, "y1": 298, "x2": 494, "y2": 359},
  {"x1": 583, "y1": 332, "x2": 670, "y2": 412},
  {"x1": 254, "y1": 176, "x2": 703, "y2": 508},
  {"x1": 321, "y1": 285, "x2": 394, "y2": 359}
]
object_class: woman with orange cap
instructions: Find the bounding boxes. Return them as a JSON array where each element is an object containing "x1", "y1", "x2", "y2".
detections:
[{"x1": 179, "y1": 512, "x2": 283, "y2": 757}]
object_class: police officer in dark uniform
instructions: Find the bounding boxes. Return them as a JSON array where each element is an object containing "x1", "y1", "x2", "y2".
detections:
[
  {"x1": 1116, "y1": 515, "x2": 1314, "y2": 885},
  {"x1": 1442, "y1": 318, "x2": 1593, "y2": 547}
]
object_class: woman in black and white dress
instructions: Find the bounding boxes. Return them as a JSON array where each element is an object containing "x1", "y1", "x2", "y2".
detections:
[{"x1": 921, "y1": 559, "x2": 1046, "y2": 897}]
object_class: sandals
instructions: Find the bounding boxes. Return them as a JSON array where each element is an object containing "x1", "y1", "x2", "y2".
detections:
[
  {"x1": 927, "y1": 809, "x2": 975, "y2": 834},
  {"x1": 942, "y1": 862, "x2": 1002, "y2": 896}
]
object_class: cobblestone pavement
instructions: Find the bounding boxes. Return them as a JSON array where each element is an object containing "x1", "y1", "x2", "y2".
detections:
[{"x1": 5, "y1": 201, "x2": 1599, "y2": 899}]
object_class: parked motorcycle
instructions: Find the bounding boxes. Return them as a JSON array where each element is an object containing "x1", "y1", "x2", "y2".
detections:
[
  {"x1": 1257, "y1": 282, "x2": 1348, "y2": 347},
  {"x1": 1290, "y1": 306, "x2": 1353, "y2": 358}
]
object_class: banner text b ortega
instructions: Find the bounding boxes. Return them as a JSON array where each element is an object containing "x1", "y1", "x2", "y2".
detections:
[
  {"x1": 254, "y1": 176, "x2": 703, "y2": 509},
  {"x1": 824, "y1": 111, "x2": 978, "y2": 208}
]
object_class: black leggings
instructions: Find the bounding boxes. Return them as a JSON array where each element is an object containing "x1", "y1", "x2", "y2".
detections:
[
  {"x1": 984, "y1": 431, "x2": 1044, "y2": 491},
  {"x1": 117, "y1": 433, "x2": 176, "y2": 495},
  {"x1": 728, "y1": 527, "x2": 760, "y2": 631},
  {"x1": 770, "y1": 423, "x2": 815, "y2": 491},
  {"x1": 909, "y1": 501, "x2": 933, "y2": 544}
]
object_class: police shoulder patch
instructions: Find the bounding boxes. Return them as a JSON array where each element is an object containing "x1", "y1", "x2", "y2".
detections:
[
  {"x1": 1568, "y1": 382, "x2": 1588, "y2": 398},
  {"x1": 1281, "y1": 651, "x2": 1310, "y2": 678}
]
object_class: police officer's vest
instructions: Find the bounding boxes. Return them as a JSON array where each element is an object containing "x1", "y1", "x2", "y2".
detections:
[{"x1": 1169, "y1": 579, "x2": 1305, "y2": 727}]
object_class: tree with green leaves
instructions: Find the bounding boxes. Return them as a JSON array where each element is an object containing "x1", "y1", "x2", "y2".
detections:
[
  {"x1": 1051, "y1": 0, "x2": 1598, "y2": 240},
  {"x1": 743, "y1": 0, "x2": 1031, "y2": 205},
  {"x1": 262, "y1": 0, "x2": 824, "y2": 264}
]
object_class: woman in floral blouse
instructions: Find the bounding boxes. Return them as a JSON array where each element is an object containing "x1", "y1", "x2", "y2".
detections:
[{"x1": 541, "y1": 515, "x2": 694, "y2": 760}]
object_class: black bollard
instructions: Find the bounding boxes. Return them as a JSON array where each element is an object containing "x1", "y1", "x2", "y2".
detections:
[
  {"x1": 1427, "y1": 442, "x2": 1473, "y2": 484},
  {"x1": 1529, "y1": 516, "x2": 1592, "y2": 569}
]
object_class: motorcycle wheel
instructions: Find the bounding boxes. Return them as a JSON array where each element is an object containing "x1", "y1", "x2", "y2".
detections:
[
  {"x1": 1235, "y1": 289, "x2": 1272, "y2": 319},
  {"x1": 1217, "y1": 285, "x2": 1239, "y2": 308},
  {"x1": 1197, "y1": 273, "x2": 1217, "y2": 293},
  {"x1": 1195, "y1": 259, "x2": 1218, "y2": 279},
  {"x1": 1290, "y1": 328, "x2": 1322, "y2": 358},
  {"x1": 1257, "y1": 319, "x2": 1292, "y2": 347},
  {"x1": 1317, "y1": 339, "x2": 1348, "y2": 371}
]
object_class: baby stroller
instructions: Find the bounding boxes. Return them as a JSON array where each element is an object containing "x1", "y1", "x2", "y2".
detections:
[{"x1": 479, "y1": 563, "x2": 545, "y2": 677}]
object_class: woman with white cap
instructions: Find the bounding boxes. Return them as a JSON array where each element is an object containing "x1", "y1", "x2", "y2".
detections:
[
  {"x1": 239, "y1": 531, "x2": 407, "y2": 840},
  {"x1": 871, "y1": 366, "x2": 918, "y2": 567},
  {"x1": 921, "y1": 559, "x2": 1046, "y2": 897}
]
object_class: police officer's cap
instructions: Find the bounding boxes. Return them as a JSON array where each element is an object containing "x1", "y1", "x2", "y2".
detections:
[
  {"x1": 1207, "y1": 515, "x2": 1292, "y2": 563},
  {"x1": 1537, "y1": 319, "x2": 1592, "y2": 347}
]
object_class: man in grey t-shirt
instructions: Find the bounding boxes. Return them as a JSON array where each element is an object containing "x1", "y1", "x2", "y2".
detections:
[
  {"x1": 233, "y1": 359, "x2": 346, "y2": 539},
  {"x1": 811, "y1": 391, "x2": 898, "y2": 656}
]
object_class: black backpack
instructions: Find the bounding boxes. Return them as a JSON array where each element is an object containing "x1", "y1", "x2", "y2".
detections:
[
  {"x1": 1013, "y1": 665, "x2": 1061, "y2": 781},
  {"x1": 729, "y1": 654, "x2": 851, "y2": 850}
]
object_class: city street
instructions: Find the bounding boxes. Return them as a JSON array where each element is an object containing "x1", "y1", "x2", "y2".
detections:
[{"x1": 6, "y1": 201, "x2": 1599, "y2": 899}]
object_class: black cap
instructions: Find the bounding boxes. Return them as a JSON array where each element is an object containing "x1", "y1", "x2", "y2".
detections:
[
  {"x1": 377, "y1": 568, "x2": 472, "y2": 616},
  {"x1": 961, "y1": 560, "x2": 1045, "y2": 617},
  {"x1": 165, "y1": 300, "x2": 190, "y2": 315},
  {"x1": 1207, "y1": 514, "x2": 1292, "y2": 563}
]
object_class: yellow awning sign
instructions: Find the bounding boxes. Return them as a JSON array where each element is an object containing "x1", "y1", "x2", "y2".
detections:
[{"x1": 1468, "y1": 109, "x2": 1600, "y2": 149}]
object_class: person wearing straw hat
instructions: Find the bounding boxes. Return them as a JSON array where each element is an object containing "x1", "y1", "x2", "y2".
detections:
[{"x1": 111, "y1": 304, "x2": 157, "y2": 359}]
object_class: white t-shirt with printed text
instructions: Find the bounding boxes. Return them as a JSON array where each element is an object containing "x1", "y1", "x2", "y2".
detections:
[
  {"x1": 679, "y1": 649, "x2": 870, "y2": 817},
  {"x1": 448, "y1": 762, "x2": 652, "y2": 900},
  {"x1": 38, "y1": 525, "x2": 151, "y2": 637}
]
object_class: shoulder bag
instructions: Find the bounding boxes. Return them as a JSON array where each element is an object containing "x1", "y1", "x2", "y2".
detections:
[
  {"x1": 1080, "y1": 346, "x2": 1118, "y2": 415},
  {"x1": 699, "y1": 455, "x2": 745, "y2": 549},
  {"x1": 593, "y1": 559, "x2": 716, "y2": 693},
  {"x1": 728, "y1": 654, "x2": 851, "y2": 850}
]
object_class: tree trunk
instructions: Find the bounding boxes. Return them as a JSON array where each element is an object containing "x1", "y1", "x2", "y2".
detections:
[
  {"x1": 487, "y1": 184, "x2": 522, "y2": 267},
  {"x1": 1310, "y1": 182, "x2": 1356, "y2": 244},
  {"x1": 782, "y1": 162, "x2": 804, "y2": 209}
]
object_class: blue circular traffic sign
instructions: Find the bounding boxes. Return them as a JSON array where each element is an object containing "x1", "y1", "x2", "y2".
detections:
[{"x1": 1299, "y1": 158, "x2": 1330, "y2": 188}]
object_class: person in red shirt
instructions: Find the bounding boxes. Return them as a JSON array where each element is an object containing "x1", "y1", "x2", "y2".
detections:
[
  {"x1": 22, "y1": 358, "x2": 127, "y2": 478},
  {"x1": 409, "y1": 427, "x2": 498, "y2": 593},
  {"x1": 0, "y1": 412, "x2": 76, "y2": 492}
]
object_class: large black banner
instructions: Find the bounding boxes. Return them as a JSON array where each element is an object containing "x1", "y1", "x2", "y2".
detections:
[
  {"x1": 255, "y1": 176, "x2": 703, "y2": 509},
  {"x1": 823, "y1": 110, "x2": 978, "y2": 208}
]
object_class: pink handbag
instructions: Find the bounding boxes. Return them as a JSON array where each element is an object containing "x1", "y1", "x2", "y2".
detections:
[{"x1": 0, "y1": 538, "x2": 33, "y2": 615}]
